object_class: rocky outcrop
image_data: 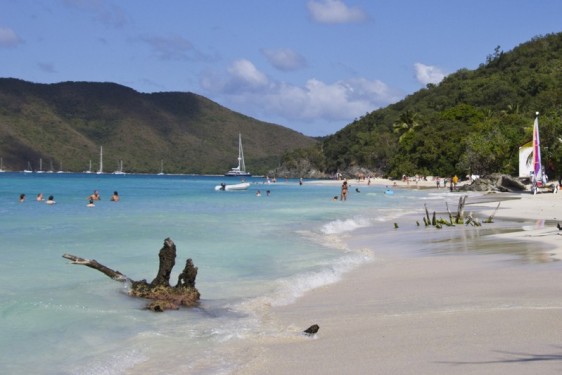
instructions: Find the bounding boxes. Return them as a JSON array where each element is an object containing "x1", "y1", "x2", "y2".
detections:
[
  {"x1": 458, "y1": 174, "x2": 527, "y2": 192},
  {"x1": 268, "y1": 159, "x2": 328, "y2": 179}
]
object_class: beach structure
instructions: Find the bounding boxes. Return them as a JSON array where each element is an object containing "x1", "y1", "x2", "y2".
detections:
[{"x1": 518, "y1": 140, "x2": 533, "y2": 177}]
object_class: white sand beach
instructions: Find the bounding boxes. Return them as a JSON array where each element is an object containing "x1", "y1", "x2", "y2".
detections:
[{"x1": 238, "y1": 188, "x2": 562, "y2": 375}]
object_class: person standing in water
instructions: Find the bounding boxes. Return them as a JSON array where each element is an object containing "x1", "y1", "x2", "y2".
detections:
[
  {"x1": 340, "y1": 180, "x2": 348, "y2": 201},
  {"x1": 110, "y1": 191, "x2": 120, "y2": 202}
]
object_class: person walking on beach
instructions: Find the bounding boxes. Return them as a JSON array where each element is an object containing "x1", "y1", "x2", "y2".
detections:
[{"x1": 341, "y1": 180, "x2": 348, "y2": 201}]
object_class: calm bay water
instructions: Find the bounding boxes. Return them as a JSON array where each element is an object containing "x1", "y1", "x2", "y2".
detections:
[{"x1": 0, "y1": 173, "x2": 514, "y2": 374}]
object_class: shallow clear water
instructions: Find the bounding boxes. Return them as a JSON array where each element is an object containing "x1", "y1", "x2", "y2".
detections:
[{"x1": 0, "y1": 173, "x2": 528, "y2": 374}]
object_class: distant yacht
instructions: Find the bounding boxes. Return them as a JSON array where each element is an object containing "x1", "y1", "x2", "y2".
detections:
[
  {"x1": 36, "y1": 158, "x2": 44, "y2": 173},
  {"x1": 157, "y1": 159, "x2": 164, "y2": 175},
  {"x1": 57, "y1": 161, "x2": 64, "y2": 173},
  {"x1": 0, "y1": 157, "x2": 5, "y2": 172},
  {"x1": 113, "y1": 160, "x2": 126, "y2": 175},
  {"x1": 47, "y1": 160, "x2": 54, "y2": 173},
  {"x1": 96, "y1": 146, "x2": 104, "y2": 174},
  {"x1": 84, "y1": 160, "x2": 93, "y2": 174},
  {"x1": 23, "y1": 161, "x2": 33, "y2": 173},
  {"x1": 225, "y1": 133, "x2": 251, "y2": 177}
]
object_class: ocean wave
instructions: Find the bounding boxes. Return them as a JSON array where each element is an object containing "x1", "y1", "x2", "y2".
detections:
[
  {"x1": 230, "y1": 251, "x2": 373, "y2": 317},
  {"x1": 320, "y1": 216, "x2": 372, "y2": 235}
]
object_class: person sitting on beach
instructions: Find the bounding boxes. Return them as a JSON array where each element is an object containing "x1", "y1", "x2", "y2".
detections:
[
  {"x1": 46, "y1": 195, "x2": 56, "y2": 205},
  {"x1": 87, "y1": 198, "x2": 95, "y2": 207},
  {"x1": 36, "y1": 193, "x2": 44, "y2": 201},
  {"x1": 110, "y1": 191, "x2": 120, "y2": 202},
  {"x1": 19, "y1": 193, "x2": 25, "y2": 203}
]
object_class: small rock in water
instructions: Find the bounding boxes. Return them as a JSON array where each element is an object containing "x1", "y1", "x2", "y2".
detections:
[{"x1": 304, "y1": 324, "x2": 319, "y2": 336}]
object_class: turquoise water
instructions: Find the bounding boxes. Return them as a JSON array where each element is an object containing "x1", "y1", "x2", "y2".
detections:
[{"x1": 0, "y1": 173, "x2": 449, "y2": 374}]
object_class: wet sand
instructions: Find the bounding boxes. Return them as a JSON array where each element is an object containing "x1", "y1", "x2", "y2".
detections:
[{"x1": 239, "y1": 190, "x2": 562, "y2": 374}]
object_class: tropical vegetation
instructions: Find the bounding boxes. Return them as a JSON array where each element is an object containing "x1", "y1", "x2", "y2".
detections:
[{"x1": 281, "y1": 32, "x2": 562, "y2": 180}]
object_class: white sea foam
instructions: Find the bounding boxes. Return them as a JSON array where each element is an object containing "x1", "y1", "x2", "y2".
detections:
[{"x1": 320, "y1": 216, "x2": 372, "y2": 235}]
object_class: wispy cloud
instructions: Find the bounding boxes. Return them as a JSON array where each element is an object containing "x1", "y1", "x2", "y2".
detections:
[
  {"x1": 0, "y1": 27, "x2": 23, "y2": 48},
  {"x1": 139, "y1": 34, "x2": 216, "y2": 62},
  {"x1": 37, "y1": 62, "x2": 57, "y2": 73},
  {"x1": 140, "y1": 35, "x2": 194, "y2": 61},
  {"x1": 307, "y1": 0, "x2": 368, "y2": 24},
  {"x1": 201, "y1": 59, "x2": 400, "y2": 134},
  {"x1": 414, "y1": 63, "x2": 446, "y2": 85},
  {"x1": 62, "y1": 0, "x2": 127, "y2": 28},
  {"x1": 261, "y1": 48, "x2": 307, "y2": 71}
]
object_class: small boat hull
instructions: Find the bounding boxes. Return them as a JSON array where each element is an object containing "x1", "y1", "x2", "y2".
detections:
[{"x1": 215, "y1": 182, "x2": 251, "y2": 191}]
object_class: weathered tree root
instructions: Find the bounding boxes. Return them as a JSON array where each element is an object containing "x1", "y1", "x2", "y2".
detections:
[{"x1": 62, "y1": 238, "x2": 200, "y2": 312}]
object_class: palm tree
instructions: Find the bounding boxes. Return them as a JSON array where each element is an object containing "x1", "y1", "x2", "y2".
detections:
[{"x1": 393, "y1": 110, "x2": 420, "y2": 143}]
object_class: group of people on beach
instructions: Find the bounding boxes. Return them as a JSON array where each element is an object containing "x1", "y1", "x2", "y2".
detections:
[{"x1": 19, "y1": 189, "x2": 120, "y2": 206}]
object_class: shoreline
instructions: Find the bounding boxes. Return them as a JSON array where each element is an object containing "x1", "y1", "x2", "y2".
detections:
[{"x1": 238, "y1": 190, "x2": 562, "y2": 374}]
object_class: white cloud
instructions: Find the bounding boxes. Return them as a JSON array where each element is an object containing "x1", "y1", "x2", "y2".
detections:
[
  {"x1": 201, "y1": 59, "x2": 400, "y2": 134},
  {"x1": 307, "y1": 0, "x2": 368, "y2": 24},
  {"x1": 0, "y1": 27, "x2": 23, "y2": 48},
  {"x1": 261, "y1": 48, "x2": 307, "y2": 71},
  {"x1": 414, "y1": 63, "x2": 446, "y2": 85}
]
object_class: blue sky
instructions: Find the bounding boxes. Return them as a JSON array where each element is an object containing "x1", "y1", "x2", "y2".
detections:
[{"x1": 2, "y1": 0, "x2": 562, "y2": 136}]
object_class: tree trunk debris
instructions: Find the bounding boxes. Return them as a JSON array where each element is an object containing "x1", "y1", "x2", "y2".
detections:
[{"x1": 62, "y1": 238, "x2": 200, "y2": 312}]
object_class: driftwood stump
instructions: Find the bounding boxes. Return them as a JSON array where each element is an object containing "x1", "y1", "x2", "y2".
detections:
[{"x1": 63, "y1": 238, "x2": 200, "y2": 312}]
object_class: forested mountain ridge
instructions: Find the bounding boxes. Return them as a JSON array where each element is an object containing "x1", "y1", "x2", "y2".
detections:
[
  {"x1": 0, "y1": 78, "x2": 317, "y2": 174},
  {"x1": 284, "y1": 32, "x2": 562, "y2": 180}
]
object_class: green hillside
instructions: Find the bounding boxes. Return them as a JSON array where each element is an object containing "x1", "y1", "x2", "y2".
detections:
[
  {"x1": 0, "y1": 79, "x2": 316, "y2": 175},
  {"x1": 286, "y1": 32, "x2": 562, "y2": 180}
]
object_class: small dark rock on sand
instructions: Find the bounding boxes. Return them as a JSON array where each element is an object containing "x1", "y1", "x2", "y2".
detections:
[{"x1": 304, "y1": 324, "x2": 320, "y2": 336}]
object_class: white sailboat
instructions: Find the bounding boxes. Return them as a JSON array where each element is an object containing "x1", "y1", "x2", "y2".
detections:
[
  {"x1": 157, "y1": 159, "x2": 164, "y2": 175},
  {"x1": 0, "y1": 157, "x2": 4, "y2": 172},
  {"x1": 23, "y1": 161, "x2": 33, "y2": 173},
  {"x1": 225, "y1": 133, "x2": 251, "y2": 177},
  {"x1": 84, "y1": 160, "x2": 92, "y2": 174},
  {"x1": 36, "y1": 158, "x2": 44, "y2": 173},
  {"x1": 113, "y1": 160, "x2": 126, "y2": 175},
  {"x1": 96, "y1": 146, "x2": 104, "y2": 174},
  {"x1": 57, "y1": 161, "x2": 64, "y2": 173},
  {"x1": 47, "y1": 160, "x2": 54, "y2": 173}
]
